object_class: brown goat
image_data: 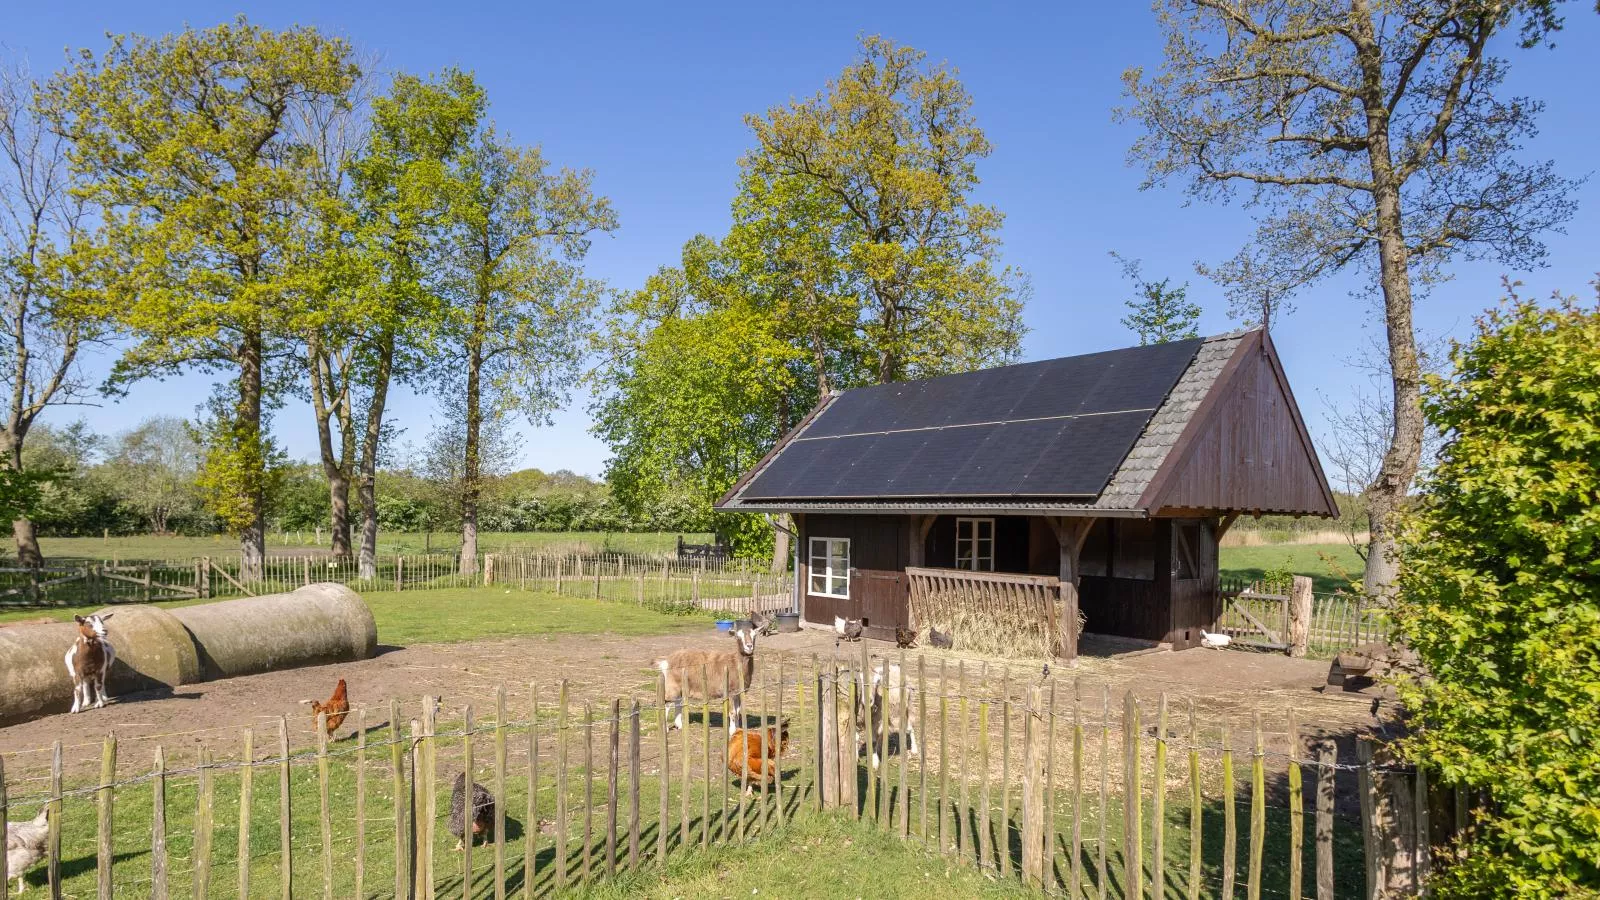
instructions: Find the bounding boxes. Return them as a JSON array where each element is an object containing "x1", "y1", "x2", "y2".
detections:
[{"x1": 657, "y1": 623, "x2": 757, "y2": 733}]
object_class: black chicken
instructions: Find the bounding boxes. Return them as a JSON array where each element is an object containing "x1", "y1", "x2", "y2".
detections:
[{"x1": 449, "y1": 772, "x2": 496, "y2": 849}]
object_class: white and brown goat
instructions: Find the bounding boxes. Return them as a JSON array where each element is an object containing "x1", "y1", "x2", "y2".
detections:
[
  {"x1": 64, "y1": 613, "x2": 115, "y2": 713},
  {"x1": 856, "y1": 660, "x2": 920, "y2": 769},
  {"x1": 657, "y1": 623, "x2": 757, "y2": 733}
]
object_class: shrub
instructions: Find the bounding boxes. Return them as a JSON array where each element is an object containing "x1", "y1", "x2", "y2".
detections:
[{"x1": 1392, "y1": 290, "x2": 1600, "y2": 897}]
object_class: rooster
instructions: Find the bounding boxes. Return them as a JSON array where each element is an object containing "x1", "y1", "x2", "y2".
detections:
[
  {"x1": 726, "y1": 720, "x2": 790, "y2": 792},
  {"x1": 301, "y1": 679, "x2": 350, "y2": 736},
  {"x1": 5, "y1": 807, "x2": 48, "y2": 894},
  {"x1": 449, "y1": 772, "x2": 496, "y2": 849}
]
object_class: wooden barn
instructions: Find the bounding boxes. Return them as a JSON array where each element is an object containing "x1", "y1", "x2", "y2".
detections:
[{"x1": 716, "y1": 328, "x2": 1337, "y2": 658}]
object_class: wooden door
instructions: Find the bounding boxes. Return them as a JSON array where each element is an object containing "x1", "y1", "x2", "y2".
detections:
[
  {"x1": 1167, "y1": 518, "x2": 1216, "y2": 649},
  {"x1": 853, "y1": 568, "x2": 907, "y2": 641}
]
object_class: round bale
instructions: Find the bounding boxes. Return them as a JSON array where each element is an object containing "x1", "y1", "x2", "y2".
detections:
[
  {"x1": 0, "y1": 604, "x2": 199, "y2": 726},
  {"x1": 171, "y1": 582, "x2": 376, "y2": 680}
]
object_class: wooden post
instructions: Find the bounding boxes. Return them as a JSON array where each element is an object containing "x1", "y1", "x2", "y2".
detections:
[
  {"x1": 1189, "y1": 700, "x2": 1203, "y2": 900},
  {"x1": 1021, "y1": 684, "x2": 1045, "y2": 889},
  {"x1": 96, "y1": 733, "x2": 116, "y2": 900},
  {"x1": 584, "y1": 703, "x2": 595, "y2": 884},
  {"x1": 702, "y1": 665, "x2": 712, "y2": 846},
  {"x1": 276, "y1": 716, "x2": 293, "y2": 900},
  {"x1": 196, "y1": 744, "x2": 215, "y2": 898},
  {"x1": 897, "y1": 649, "x2": 910, "y2": 839},
  {"x1": 607, "y1": 699, "x2": 619, "y2": 878},
  {"x1": 1358, "y1": 740, "x2": 1378, "y2": 900},
  {"x1": 495, "y1": 689, "x2": 508, "y2": 899},
  {"x1": 0, "y1": 754, "x2": 7, "y2": 900},
  {"x1": 918, "y1": 654, "x2": 929, "y2": 843},
  {"x1": 409, "y1": 719, "x2": 425, "y2": 899},
  {"x1": 357, "y1": 709, "x2": 369, "y2": 900},
  {"x1": 656, "y1": 674, "x2": 669, "y2": 866},
  {"x1": 1249, "y1": 712, "x2": 1265, "y2": 900},
  {"x1": 396, "y1": 555, "x2": 403, "y2": 591},
  {"x1": 152, "y1": 746, "x2": 168, "y2": 900},
  {"x1": 390, "y1": 700, "x2": 408, "y2": 900},
  {"x1": 1000, "y1": 672, "x2": 1011, "y2": 878},
  {"x1": 978, "y1": 695, "x2": 992, "y2": 870},
  {"x1": 1415, "y1": 763, "x2": 1431, "y2": 894},
  {"x1": 555, "y1": 683, "x2": 569, "y2": 890},
  {"x1": 1125, "y1": 692, "x2": 1143, "y2": 900},
  {"x1": 526, "y1": 684, "x2": 541, "y2": 898},
  {"x1": 318, "y1": 711, "x2": 334, "y2": 900},
  {"x1": 1043, "y1": 679, "x2": 1059, "y2": 893},
  {"x1": 1071, "y1": 679, "x2": 1083, "y2": 898},
  {"x1": 877, "y1": 656, "x2": 892, "y2": 825},
  {"x1": 1154, "y1": 693, "x2": 1169, "y2": 899},
  {"x1": 958, "y1": 662, "x2": 969, "y2": 855},
  {"x1": 238, "y1": 727, "x2": 254, "y2": 900},
  {"x1": 1222, "y1": 717, "x2": 1236, "y2": 899},
  {"x1": 1288, "y1": 710, "x2": 1304, "y2": 900},
  {"x1": 1098, "y1": 687, "x2": 1109, "y2": 900},
  {"x1": 1288, "y1": 575, "x2": 1313, "y2": 657},
  {"x1": 628, "y1": 700, "x2": 641, "y2": 869},
  {"x1": 1317, "y1": 742, "x2": 1336, "y2": 900}
]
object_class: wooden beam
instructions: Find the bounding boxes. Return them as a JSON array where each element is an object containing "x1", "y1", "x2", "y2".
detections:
[
  {"x1": 1046, "y1": 517, "x2": 1096, "y2": 664},
  {"x1": 1216, "y1": 512, "x2": 1240, "y2": 541}
]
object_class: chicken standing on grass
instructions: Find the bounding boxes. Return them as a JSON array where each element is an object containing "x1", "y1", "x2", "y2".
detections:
[
  {"x1": 5, "y1": 807, "x2": 48, "y2": 894},
  {"x1": 302, "y1": 679, "x2": 350, "y2": 735},
  {"x1": 727, "y1": 720, "x2": 790, "y2": 792},
  {"x1": 449, "y1": 772, "x2": 496, "y2": 849}
]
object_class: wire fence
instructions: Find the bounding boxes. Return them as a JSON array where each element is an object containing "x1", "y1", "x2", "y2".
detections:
[
  {"x1": 0, "y1": 552, "x2": 792, "y2": 618},
  {"x1": 0, "y1": 650, "x2": 1452, "y2": 898}
]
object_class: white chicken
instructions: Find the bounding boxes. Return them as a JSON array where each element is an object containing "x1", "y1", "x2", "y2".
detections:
[
  {"x1": 1200, "y1": 630, "x2": 1232, "y2": 650},
  {"x1": 6, "y1": 807, "x2": 49, "y2": 894}
]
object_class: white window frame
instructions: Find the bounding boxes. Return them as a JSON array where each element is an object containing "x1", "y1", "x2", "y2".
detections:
[
  {"x1": 955, "y1": 517, "x2": 996, "y2": 571},
  {"x1": 808, "y1": 537, "x2": 851, "y2": 599}
]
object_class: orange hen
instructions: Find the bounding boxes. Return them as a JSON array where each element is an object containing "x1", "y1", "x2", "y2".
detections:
[
  {"x1": 305, "y1": 679, "x2": 350, "y2": 735},
  {"x1": 726, "y1": 721, "x2": 790, "y2": 789}
]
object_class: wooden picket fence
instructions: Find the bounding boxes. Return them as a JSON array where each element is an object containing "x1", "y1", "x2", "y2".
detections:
[
  {"x1": 1217, "y1": 577, "x2": 1391, "y2": 658},
  {"x1": 0, "y1": 648, "x2": 1452, "y2": 898},
  {"x1": 0, "y1": 552, "x2": 791, "y2": 619}
]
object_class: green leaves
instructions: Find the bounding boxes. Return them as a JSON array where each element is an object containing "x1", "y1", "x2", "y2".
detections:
[{"x1": 1394, "y1": 289, "x2": 1600, "y2": 895}]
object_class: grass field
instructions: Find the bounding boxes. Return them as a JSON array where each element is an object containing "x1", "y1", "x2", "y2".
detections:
[
  {"x1": 0, "y1": 586, "x2": 709, "y2": 642},
  {"x1": 1218, "y1": 543, "x2": 1362, "y2": 594},
  {"x1": 30, "y1": 531, "x2": 713, "y2": 562}
]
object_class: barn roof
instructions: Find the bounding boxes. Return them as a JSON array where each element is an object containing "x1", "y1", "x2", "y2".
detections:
[{"x1": 717, "y1": 329, "x2": 1337, "y2": 518}]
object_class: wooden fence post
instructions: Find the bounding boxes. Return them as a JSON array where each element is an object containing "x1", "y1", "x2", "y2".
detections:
[
  {"x1": 1222, "y1": 717, "x2": 1236, "y2": 899},
  {"x1": 494, "y1": 689, "x2": 508, "y2": 900},
  {"x1": 195, "y1": 744, "x2": 215, "y2": 898},
  {"x1": 318, "y1": 711, "x2": 333, "y2": 900},
  {"x1": 389, "y1": 700, "x2": 408, "y2": 900},
  {"x1": 1021, "y1": 684, "x2": 1045, "y2": 889},
  {"x1": 526, "y1": 683, "x2": 541, "y2": 898},
  {"x1": 1154, "y1": 693, "x2": 1168, "y2": 899},
  {"x1": 1288, "y1": 710, "x2": 1304, "y2": 900},
  {"x1": 1289, "y1": 575, "x2": 1313, "y2": 657},
  {"x1": 1317, "y1": 742, "x2": 1335, "y2": 900},
  {"x1": 1358, "y1": 740, "x2": 1378, "y2": 900},
  {"x1": 95, "y1": 733, "x2": 116, "y2": 900},
  {"x1": 1249, "y1": 712, "x2": 1265, "y2": 900},
  {"x1": 1188, "y1": 700, "x2": 1202, "y2": 900},
  {"x1": 1125, "y1": 692, "x2": 1143, "y2": 900},
  {"x1": 279, "y1": 717, "x2": 293, "y2": 900},
  {"x1": 396, "y1": 555, "x2": 404, "y2": 592},
  {"x1": 0, "y1": 753, "x2": 8, "y2": 899},
  {"x1": 152, "y1": 746, "x2": 168, "y2": 900}
]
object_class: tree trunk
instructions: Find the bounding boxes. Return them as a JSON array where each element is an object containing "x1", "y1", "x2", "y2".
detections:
[
  {"x1": 458, "y1": 300, "x2": 486, "y2": 579},
  {"x1": 238, "y1": 326, "x2": 267, "y2": 581},
  {"x1": 5, "y1": 443, "x2": 42, "y2": 567},
  {"x1": 770, "y1": 513, "x2": 790, "y2": 575},
  {"x1": 1354, "y1": 8, "x2": 1424, "y2": 604},
  {"x1": 357, "y1": 336, "x2": 394, "y2": 581},
  {"x1": 327, "y1": 470, "x2": 351, "y2": 556}
]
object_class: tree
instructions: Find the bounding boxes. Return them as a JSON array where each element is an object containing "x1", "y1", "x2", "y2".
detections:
[
  {"x1": 594, "y1": 37, "x2": 1027, "y2": 558},
  {"x1": 99, "y1": 417, "x2": 201, "y2": 534},
  {"x1": 436, "y1": 126, "x2": 616, "y2": 576},
  {"x1": 1119, "y1": 1, "x2": 1581, "y2": 599},
  {"x1": 42, "y1": 18, "x2": 361, "y2": 577},
  {"x1": 1110, "y1": 252, "x2": 1201, "y2": 345},
  {"x1": 343, "y1": 70, "x2": 482, "y2": 578},
  {"x1": 0, "y1": 58, "x2": 104, "y2": 565},
  {"x1": 744, "y1": 36, "x2": 1026, "y2": 384},
  {"x1": 1392, "y1": 288, "x2": 1600, "y2": 897}
]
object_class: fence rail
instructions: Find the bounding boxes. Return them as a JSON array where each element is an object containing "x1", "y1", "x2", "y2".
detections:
[
  {"x1": 0, "y1": 651, "x2": 1448, "y2": 898},
  {"x1": 1217, "y1": 577, "x2": 1392, "y2": 658}
]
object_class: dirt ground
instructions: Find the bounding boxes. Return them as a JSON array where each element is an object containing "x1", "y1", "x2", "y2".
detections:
[{"x1": 0, "y1": 624, "x2": 1384, "y2": 789}]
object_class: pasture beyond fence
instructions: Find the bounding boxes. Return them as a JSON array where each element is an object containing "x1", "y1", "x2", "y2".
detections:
[
  {"x1": 0, "y1": 648, "x2": 1446, "y2": 899},
  {"x1": 0, "y1": 552, "x2": 791, "y2": 621}
]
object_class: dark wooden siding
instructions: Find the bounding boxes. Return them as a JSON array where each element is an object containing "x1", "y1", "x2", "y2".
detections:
[
  {"x1": 1167, "y1": 517, "x2": 1217, "y2": 649},
  {"x1": 1146, "y1": 333, "x2": 1338, "y2": 517},
  {"x1": 1078, "y1": 518, "x2": 1174, "y2": 643},
  {"x1": 923, "y1": 515, "x2": 1039, "y2": 574},
  {"x1": 799, "y1": 513, "x2": 909, "y2": 640}
]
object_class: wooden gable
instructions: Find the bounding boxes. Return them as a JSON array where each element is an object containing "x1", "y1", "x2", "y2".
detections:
[{"x1": 1139, "y1": 330, "x2": 1338, "y2": 517}]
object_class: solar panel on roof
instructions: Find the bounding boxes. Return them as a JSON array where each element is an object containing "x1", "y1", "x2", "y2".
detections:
[{"x1": 735, "y1": 338, "x2": 1206, "y2": 502}]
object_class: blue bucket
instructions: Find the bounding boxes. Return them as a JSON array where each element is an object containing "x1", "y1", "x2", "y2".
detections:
[{"x1": 715, "y1": 619, "x2": 735, "y2": 632}]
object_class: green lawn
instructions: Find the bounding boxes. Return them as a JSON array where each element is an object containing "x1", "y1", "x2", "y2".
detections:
[
  {"x1": 0, "y1": 586, "x2": 711, "y2": 642},
  {"x1": 31, "y1": 531, "x2": 712, "y2": 562},
  {"x1": 577, "y1": 814, "x2": 1032, "y2": 899},
  {"x1": 1218, "y1": 543, "x2": 1362, "y2": 594}
]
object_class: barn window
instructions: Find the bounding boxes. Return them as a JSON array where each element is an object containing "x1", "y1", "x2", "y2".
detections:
[
  {"x1": 955, "y1": 517, "x2": 995, "y2": 571},
  {"x1": 1173, "y1": 520, "x2": 1203, "y2": 580},
  {"x1": 808, "y1": 537, "x2": 850, "y2": 597},
  {"x1": 1112, "y1": 518, "x2": 1157, "y2": 581}
]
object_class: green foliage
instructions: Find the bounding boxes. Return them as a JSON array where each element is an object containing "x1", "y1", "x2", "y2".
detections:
[
  {"x1": 191, "y1": 406, "x2": 286, "y2": 536},
  {"x1": 1392, "y1": 291, "x2": 1600, "y2": 897},
  {"x1": 1111, "y1": 253, "x2": 1201, "y2": 345},
  {"x1": 594, "y1": 37, "x2": 1026, "y2": 545}
]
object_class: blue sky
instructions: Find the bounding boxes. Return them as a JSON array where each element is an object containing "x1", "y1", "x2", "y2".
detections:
[{"x1": 9, "y1": 2, "x2": 1599, "y2": 483}]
